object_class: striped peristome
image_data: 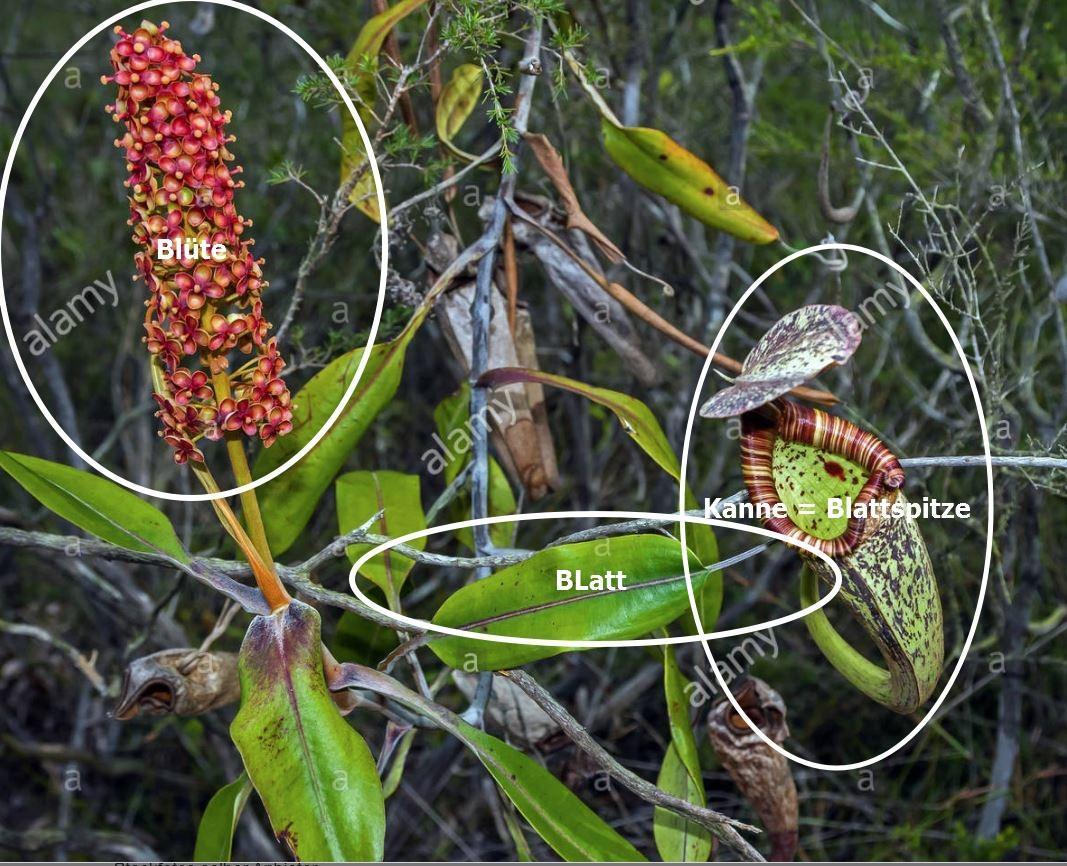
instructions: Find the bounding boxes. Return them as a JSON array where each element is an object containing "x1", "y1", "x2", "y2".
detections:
[{"x1": 741, "y1": 402, "x2": 905, "y2": 557}]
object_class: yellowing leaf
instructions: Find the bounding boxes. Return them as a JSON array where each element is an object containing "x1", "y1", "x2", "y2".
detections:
[
  {"x1": 436, "y1": 64, "x2": 483, "y2": 150},
  {"x1": 345, "y1": 0, "x2": 430, "y2": 105},
  {"x1": 601, "y1": 120, "x2": 778, "y2": 244},
  {"x1": 340, "y1": 119, "x2": 381, "y2": 221},
  {"x1": 340, "y1": 0, "x2": 431, "y2": 221}
]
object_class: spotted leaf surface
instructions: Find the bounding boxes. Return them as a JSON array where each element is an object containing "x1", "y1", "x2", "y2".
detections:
[
  {"x1": 771, "y1": 437, "x2": 869, "y2": 540},
  {"x1": 230, "y1": 601, "x2": 385, "y2": 860},
  {"x1": 601, "y1": 121, "x2": 779, "y2": 244},
  {"x1": 801, "y1": 493, "x2": 944, "y2": 714},
  {"x1": 700, "y1": 305, "x2": 862, "y2": 418}
]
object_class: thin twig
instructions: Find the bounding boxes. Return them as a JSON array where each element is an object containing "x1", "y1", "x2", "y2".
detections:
[
  {"x1": 390, "y1": 141, "x2": 500, "y2": 218},
  {"x1": 469, "y1": 22, "x2": 544, "y2": 555},
  {"x1": 507, "y1": 203, "x2": 838, "y2": 406},
  {"x1": 501, "y1": 668, "x2": 765, "y2": 859},
  {"x1": 332, "y1": 662, "x2": 764, "y2": 860},
  {"x1": 0, "y1": 618, "x2": 107, "y2": 695}
]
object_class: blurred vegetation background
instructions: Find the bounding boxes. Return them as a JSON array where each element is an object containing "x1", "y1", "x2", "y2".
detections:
[{"x1": 1, "y1": 0, "x2": 1065, "y2": 860}]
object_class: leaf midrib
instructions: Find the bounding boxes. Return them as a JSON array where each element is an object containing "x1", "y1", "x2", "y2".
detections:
[
  {"x1": 271, "y1": 621, "x2": 339, "y2": 859},
  {"x1": 9, "y1": 454, "x2": 182, "y2": 559},
  {"x1": 445, "y1": 567, "x2": 708, "y2": 634}
]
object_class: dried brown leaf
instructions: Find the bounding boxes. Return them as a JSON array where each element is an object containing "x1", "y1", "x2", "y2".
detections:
[
  {"x1": 524, "y1": 132, "x2": 625, "y2": 263},
  {"x1": 113, "y1": 649, "x2": 239, "y2": 720}
]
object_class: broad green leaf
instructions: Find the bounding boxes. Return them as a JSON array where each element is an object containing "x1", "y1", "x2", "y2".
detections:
[
  {"x1": 340, "y1": 0, "x2": 431, "y2": 221},
  {"x1": 0, "y1": 451, "x2": 186, "y2": 560},
  {"x1": 601, "y1": 120, "x2": 778, "y2": 244},
  {"x1": 193, "y1": 773, "x2": 252, "y2": 860},
  {"x1": 462, "y1": 723, "x2": 644, "y2": 861},
  {"x1": 231, "y1": 600, "x2": 385, "y2": 860},
  {"x1": 700, "y1": 305, "x2": 862, "y2": 418},
  {"x1": 336, "y1": 470, "x2": 426, "y2": 600},
  {"x1": 653, "y1": 744, "x2": 712, "y2": 862},
  {"x1": 332, "y1": 664, "x2": 644, "y2": 862},
  {"x1": 436, "y1": 64, "x2": 483, "y2": 155},
  {"x1": 255, "y1": 312, "x2": 425, "y2": 555},
  {"x1": 432, "y1": 385, "x2": 516, "y2": 550},
  {"x1": 477, "y1": 368, "x2": 716, "y2": 565},
  {"x1": 429, "y1": 535, "x2": 708, "y2": 669}
]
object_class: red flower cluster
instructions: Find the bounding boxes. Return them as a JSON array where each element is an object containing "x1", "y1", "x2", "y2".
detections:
[{"x1": 103, "y1": 20, "x2": 292, "y2": 463}]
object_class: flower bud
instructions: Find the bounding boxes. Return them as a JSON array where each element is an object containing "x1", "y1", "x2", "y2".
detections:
[{"x1": 105, "y1": 20, "x2": 292, "y2": 463}]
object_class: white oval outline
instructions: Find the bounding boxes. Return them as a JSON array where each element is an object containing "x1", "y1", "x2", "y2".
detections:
[
  {"x1": 0, "y1": 0, "x2": 389, "y2": 502},
  {"x1": 347, "y1": 510, "x2": 843, "y2": 647},
  {"x1": 677, "y1": 241, "x2": 994, "y2": 772}
]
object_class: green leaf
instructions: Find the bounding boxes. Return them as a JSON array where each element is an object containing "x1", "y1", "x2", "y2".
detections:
[
  {"x1": 653, "y1": 744, "x2": 712, "y2": 862},
  {"x1": 432, "y1": 385, "x2": 516, "y2": 550},
  {"x1": 663, "y1": 646, "x2": 702, "y2": 790},
  {"x1": 255, "y1": 314, "x2": 424, "y2": 556},
  {"x1": 381, "y1": 727, "x2": 416, "y2": 799},
  {"x1": 193, "y1": 773, "x2": 252, "y2": 860},
  {"x1": 336, "y1": 470, "x2": 426, "y2": 600},
  {"x1": 429, "y1": 535, "x2": 707, "y2": 670},
  {"x1": 332, "y1": 664, "x2": 644, "y2": 862},
  {"x1": 339, "y1": 0, "x2": 431, "y2": 221},
  {"x1": 481, "y1": 368, "x2": 680, "y2": 477},
  {"x1": 231, "y1": 601, "x2": 385, "y2": 860},
  {"x1": 436, "y1": 64, "x2": 483, "y2": 153},
  {"x1": 800, "y1": 494, "x2": 944, "y2": 714},
  {"x1": 477, "y1": 368, "x2": 716, "y2": 565},
  {"x1": 656, "y1": 647, "x2": 711, "y2": 860},
  {"x1": 461, "y1": 723, "x2": 644, "y2": 861},
  {"x1": 0, "y1": 451, "x2": 186, "y2": 560},
  {"x1": 600, "y1": 120, "x2": 779, "y2": 244},
  {"x1": 700, "y1": 305, "x2": 862, "y2": 418}
]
